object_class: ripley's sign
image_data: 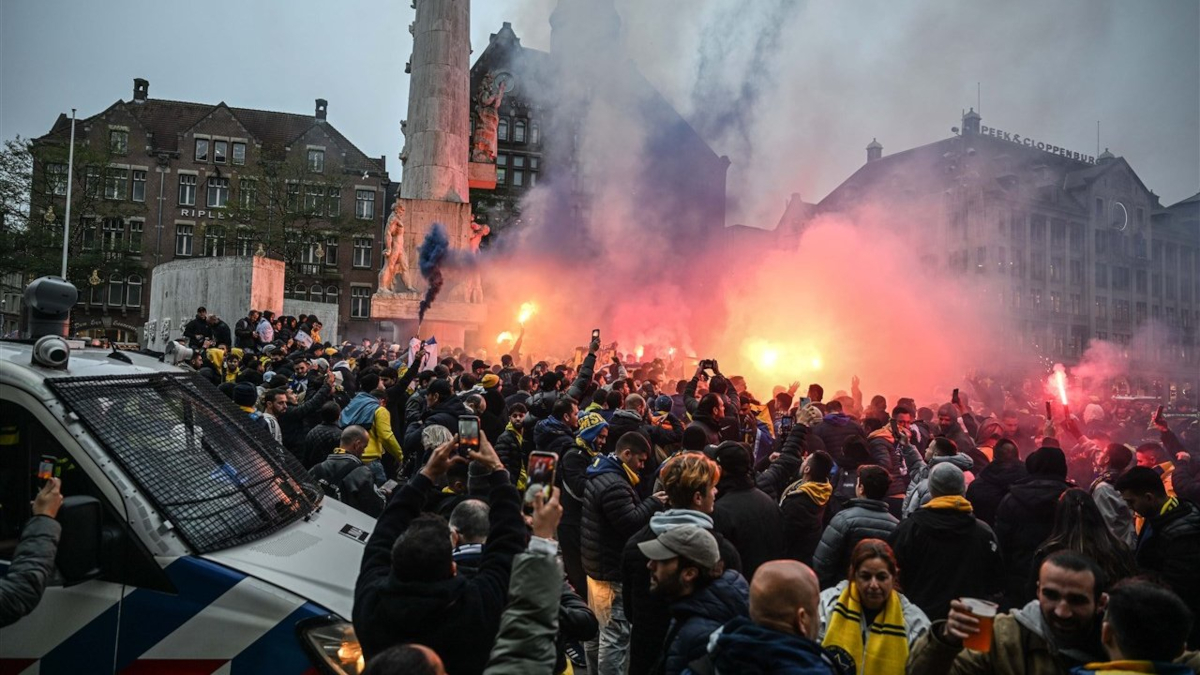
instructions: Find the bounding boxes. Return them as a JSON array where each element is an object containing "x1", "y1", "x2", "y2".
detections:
[
  {"x1": 979, "y1": 125, "x2": 1095, "y2": 164},
  {"x1": 179, "y1": 208, "x2": 227, "y2": 219}
]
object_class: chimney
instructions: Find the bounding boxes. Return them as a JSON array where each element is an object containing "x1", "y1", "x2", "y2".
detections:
[
  {"x1": 866, "y1": 138, "x2": 883, "y2": 163},
  {"x1": 133, "y1": 78, "x2": 149, "y2": 103},
  {"x1": 962, "y1": 107, "x2": 981, "y2": 135},
  {"x1": 315, "y1": 98, "x2": 328, "y2": 121}
]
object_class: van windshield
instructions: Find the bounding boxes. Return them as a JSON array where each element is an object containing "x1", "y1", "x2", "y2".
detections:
[{"x1": 46, "y1": 372, "x2": 320, "y2": 554}]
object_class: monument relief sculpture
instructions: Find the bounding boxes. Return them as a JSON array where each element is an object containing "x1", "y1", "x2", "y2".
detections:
[
  {"x1": 470, "y1": 71, "x2": 507, "y2": 164},
  {"x1": 379, "y1": 197, "x2": 416, "y2": 294},
  {"x1": 464, "y1": 217, "x2": 490, "y2": 303}
]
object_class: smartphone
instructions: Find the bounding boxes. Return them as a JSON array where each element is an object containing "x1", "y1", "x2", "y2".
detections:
[
  {"x1": 380, "y1": 479, "x2": 399, "y2": 495},
  {"x1": 952, "y1": 388, "x2": 960, "y2": 405},
  {"x1": 592, "y1": 329, "x2": 601, "y2": 341},
  {"x1": 779, "y1": 415, "x2": 794, "y2": 435},
  {"x1": 37, "y1": 455, "x2": 55, "y2": 481},
  {"x1": 527, "y1": 451, "x2": 557, "y2": 500},
  {"x1": 1154, "y1": 405, "x2": 1165, "y2": 426},
  {"x1": 799, "y1": 396, "x2": 811, "y2": 408},
  {"x1": 458, "y1": 415, "x2": 480, "y2": 453}
]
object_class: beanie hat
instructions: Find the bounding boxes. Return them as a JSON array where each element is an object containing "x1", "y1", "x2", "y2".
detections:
[
  {"x1": 217, "y1": 381, "x2": 237, "y2": 401},
  {"x1": 1026, "y1": 446, "x2": 1068, "y2": 479},
  {"x1": 422, "y1": 424, "x2": 454, "y2": 453},
  {"x1": 713, "y1": 441, "x2": 752, "y2": 478},
  {"x1": 928, "y1": 462, "x2": 966, "y2": 497},
  {"x1": 539, "y1": 371, "x2": 562, "y2": 392},
  {"x1": 577, "y1": 412, "x2": 609, "y2": 445},
  {"x1": 233, "y1": 383, "x2": 258, "y2": 407},
  {"x1": 481, "y1": 373, "x2": 500, "y2": 390},
  {"x1": 468, "y1": 460, "x2": 491, "y2": 494},
  {"x1": 654, "y1": 395, "x2": 674, "y2": 413},
  {"x1": 1083, "y1": 403, "x2": 1105, "y2": 425}
]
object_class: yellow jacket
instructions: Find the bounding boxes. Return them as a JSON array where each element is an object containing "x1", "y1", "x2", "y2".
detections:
[{"x1": 363, "y1": 405, "x2": 403, "y2": 464}]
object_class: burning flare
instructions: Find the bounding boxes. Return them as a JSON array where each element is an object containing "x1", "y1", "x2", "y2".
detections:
[
  {"x1": 635, "y1": 345, "x2": 645, "y2": 360},
  {"x1": 1052, "y1": 364, "x2": 1069, "y2": 405},
  {"x1": 496, "y1": 331, "x2": 514, "y2": 345},
  {"x1": 517, "y1": 302, "x2": 537, "y2": 325}
]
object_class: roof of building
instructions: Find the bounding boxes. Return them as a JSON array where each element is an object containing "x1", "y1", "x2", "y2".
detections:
[
  {"x1": 40, "y1": 95, "x2": 385, "y2": 173},
  {"x1": 1170, "y1": 190, "x2": 1200, "y2": 208}
]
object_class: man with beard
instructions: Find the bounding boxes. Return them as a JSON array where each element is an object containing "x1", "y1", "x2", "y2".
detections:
[
  {"x1": 639, "y1": 525, "x2": 749, "y2": 675},
  {"x1": 908, "y1": 552, "x2": 1110, "y2": 673}
]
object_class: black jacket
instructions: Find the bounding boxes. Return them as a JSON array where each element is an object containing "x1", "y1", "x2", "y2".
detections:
[
  {"x1": 965, "y1": 460, "x2": 1029, "y2": 526},
  {"x1": 661, "y1": 570, "x2": 750, "y2": 675},
  {"x1": 623, "y1": 517, "x2": 743, "y2": 675},
  {"x1": 209, "y1": 319, "x2": 232, "y2": 349},
  {"x1": 404, "y1": 396, "x2": 470, "y2": 464},
  {"x1": 812, "y1": 414, "x2": 866, "y2": 466},
  {"x1": 1136, "y1": 499, "x2": 1200, "y2": 647},
  {"x1": 309, "y1": 453, "x2": 384, "y2": 517},
  {"x1": 353, "y1": 470, "x2": 522, "y2": 672},
  {"x1": 812, "y1": 498, "x2": 899, "y2": 588},
  {"x1": 686, "y1": 415, "x2": 724, "y2": 447},
  {"x1": 605, "y1": 409, "x2": 649, "y2": 455},
  {"x1": 581, "y1": 454, "x2": 663, "y2": 581},
  {"x1": 494, "y1": 425, "x2": 524, "y2": 484},
  {"x1": 779, "y1": 481, "x2": 834, "y2": 566},
  {"x1": 183, "y1": 315, "x2": 211, "y2": 348},
  {"x1": 713, "y1": 476, "x2": 784, "y2": 581},
  {"x1": 277, "y1": 384, "x2": 332, "y2": 459},
  {"x1": 303, "y1": 422, "x2": 343, "y2": 469},
  {"x1": 993, "y1": 476, "x2": 1069, "y2": 608},
  {"x1": 889, "y1": 504, "x2": 1003, "y2": 622},
  {"x1": 234, "y1": 316, "x2": 256, "y2": 350}
]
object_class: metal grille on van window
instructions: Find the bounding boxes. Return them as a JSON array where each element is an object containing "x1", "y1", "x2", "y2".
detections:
[{"x1": 46, "y1": 372, "x2": 321, "y2": 554}]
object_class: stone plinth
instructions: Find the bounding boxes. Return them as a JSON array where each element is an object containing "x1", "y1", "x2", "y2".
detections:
[
  {"x1": 145, "y1": 256, "x2": 284, "y2": 349},
  {"x1": 371, "y1": 295, "x2": 486, "y2": 348},
  {"x1": 468, "y1": 162, "x2": 497, "y2": 190}
]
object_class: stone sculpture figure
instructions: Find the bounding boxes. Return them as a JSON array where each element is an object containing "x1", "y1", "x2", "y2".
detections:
[
  {"x1": 470, "y1": 72, "x2": 507, "y2": 163},
  {"x1": 378, "y1": 197, "x2": 416, "y2": 294},
  {"x1": 463, "y1": 218, "x2": 490, "y2": 303}
]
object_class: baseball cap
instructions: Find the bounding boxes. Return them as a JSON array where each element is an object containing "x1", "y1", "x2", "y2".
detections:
[{"x1": 636, "y1": 525, "x2": 719, "y2": 569}]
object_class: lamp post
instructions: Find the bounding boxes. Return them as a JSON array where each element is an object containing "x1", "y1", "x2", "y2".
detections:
[{"x1": 60, "y1": 109, "x2": 77, "y2": 278}]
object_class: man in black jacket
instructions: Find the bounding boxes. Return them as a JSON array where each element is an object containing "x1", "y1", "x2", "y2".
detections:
[
  {"x1": 582, "y1": 432, "x2": 666, "y2": 675},
  {"x1": 993, "y1": 445, "x2": 1071, "y2": 609},
  {"x1": 183, "y1": 306, "x2": 211, "y2": 348},
  {"x1": 964, "y1": 439, "x2": 1028, "y2": 526},
  {"x1": 234, "y1": 309, "x2": 259, "y2": 351},
  {"x1": 206, "y1": 314, "x2": 232, "y2": 348},
  {"x1": 303, "y1": 401, "x2": 344, "y2": 469},
  {"x1": 1116, "y1": 466, "x2": 1200, "y2": 648},
  {"x1": 811, "y1": 400, "x2": 866, "y2": 468},
  {"x1": 712, "y1": 440, "x2": 784, "y2": 581},
  {"x1": 779, "y1": 451, "x2": 835, "y2": 565},
  {"x1": 352, "y1": 429, "x2": 523, "y2": 672},
  {"x1": 889, "y1": 463, "x2": 1003, "y2": 622},
  {"x1": 310, "y1": 426, "x2": 385, "y2": 517}
]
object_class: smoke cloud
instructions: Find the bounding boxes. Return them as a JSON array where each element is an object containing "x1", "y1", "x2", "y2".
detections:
[{"x1": 417, "y1": 223, "x2": 450, "y2": 324}]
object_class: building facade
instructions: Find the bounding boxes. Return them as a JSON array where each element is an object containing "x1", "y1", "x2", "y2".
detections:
[
  {"x1": 31, "y1": 79, "x2": 390, "y2": 343},
  {"x1": 809, "y1": 110, "x2": 1198, "y2": 396}
]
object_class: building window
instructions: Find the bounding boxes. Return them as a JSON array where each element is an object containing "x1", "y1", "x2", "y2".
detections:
[
  {"x1": 511, "y1": 155, "x2": 525, "y2": 187},
  {"x1": 1094, "y1": 198, "x2": 1103, "y2": 218},
  {"x1": 1030, "y1": 216, "x2": 1046, "y2": 244},
  {"x1": 131, "y1": 170, "x2": 146, "y2": 202},
  {"x1": 126, "y1": 275, "x2": 142, "y2": 307},
  {"x1": 195, "y1": 139, "x2": 209, "y2": 162},
  {"x1": 85, "y1": 166, "x2": 101, "y2": 196},
  {"x1": 1113, "y1": 266, "x2": 1130, "y2": 290},
  {"x1": 207, "y1": 177, "x2": 229, "y2": 208},
  {"x1": 355, "y1": 190, "x2": 375, "y2": 220},
  {"x1": 309, "y1": 284, "x2": 324, "y2": 302},
  {"x1": 176, "y1": 224, "x2": 194, "y2": 256},
  {"x1": 351, "y1": 286, "x2": 371, "y2": 318},
  {"x1": 104, "y1": 168, "x2": 128, "y2": 200},
  {"x1": 498, "y1": 118, "x2": 509, "y2": 141},
  {"x1": 102, "y1": 218, "x2": 124, "y2": 255},
  {"x1": 47, "y1": 163, "x2": 68, "y2": 196},
  {"x1": 530, "y1": 122, "x2": 540, "y2": 144},
  {"x1": 1050, "y1": 291, "x2": 1062, "y2": 314},
  {"x1": 353, "y1": 237, "x2": 372, "y2": 268},
  {"x1": 308, "y1": 149, "x2": 325, "y2": 173},
  {"x1": 129, "y1": 221, "x2": 143, "y2": 253},
  {"x1": 1136, "y1": 269, "x2": 1147, "y2": 294},
  {"x1": 325, "y1": 285, "x2": 339, "y2": 302},
  {"x1": 239, "y1": 178, "x2": 257, "y2": 209},
  {"x1": 304, "y1": 184, "x2": 325, "y2": 214},
  {"x1": 1095, "y1": 296, "x2": 1107, "y2": 320},
  {"x1": 327, "y1": 187, "x2": 341, "y2": 217},
  {"x1": 236, "y1": 228, "x2": 254, "y2": 256},
  {"x1": 107, "y1": 275, "x2": 124, "y2": 307},
  {"x1": 204, "y1": 225, "x2": 226, "y2": 257},
  {"x1": 1050, "y1": 256, "x2": 1063, "y2": 282},
  {"x1": 513, "y1": 120, "x2": 526, "y2": 143},
  {"x1": 110, "y1": 129, "x2": 128, "y2": 155},
  {"x1": 292, "y1": 284, "x2": 307, "y2": 301},
  {"x1": 324, "y1": 236, "x2": 339, "y2": 266},
  {"x1": 1070, "y1": 293, "x2": 1082, "y2": 316},
  {"x1": 1070, "y1": 259, "x2": 1083, "y2": 286},
  {"x1": 287, "y1": 182, "x2": 301, "y2": 211},
  {"x1": 1050, "y1": 220, "x2": 1065, "y2": 247},
  {"x1": 232, "y1": 142, "x2": 246, "y2": 165},
  {"x1": 81, "y1": 218, "x2": 97, "y2": 250},
  {"x1": 1095, "y1": 263, "x2": 1108, "y2": 288},
  {"x1": 179, "y1": 174, "x2": 197, "y2": 206},
  {"x1": 213, "y1": 140, "x2": 227, "y2": 164}
]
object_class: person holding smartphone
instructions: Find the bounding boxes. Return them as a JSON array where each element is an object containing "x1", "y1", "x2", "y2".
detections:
[{"x1": 0, "y1": 478, "x2": 63, "y2": 627}]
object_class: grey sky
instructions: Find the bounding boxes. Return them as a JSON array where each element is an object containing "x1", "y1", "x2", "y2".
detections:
[{"x1": 3, "y1": 0, "x2": 1197, "y2": 225}]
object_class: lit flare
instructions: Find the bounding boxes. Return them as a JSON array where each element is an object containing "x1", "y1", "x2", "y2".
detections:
[
  {"x1": 517, "y1": 302, "x2": 537, "y2": 325},
  {"x1": 496, "y1": 331, "x2": 514, "y2": 345},
  {"x1": 1052, "y1": 364, "x2": 1068, "y2": 405}
]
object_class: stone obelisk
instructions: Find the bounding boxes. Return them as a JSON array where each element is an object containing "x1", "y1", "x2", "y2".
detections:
[{"x1": 373, "y1": 0, "x2": 485, "y2": 347}]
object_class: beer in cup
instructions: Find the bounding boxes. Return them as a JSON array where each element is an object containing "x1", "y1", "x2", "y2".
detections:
[{"x1": 960, "y1": 598, "x2": 998, "y2": 652}]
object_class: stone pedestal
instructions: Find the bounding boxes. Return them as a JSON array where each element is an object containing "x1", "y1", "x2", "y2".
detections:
[
  {"x1": 144, "y1": 256, "x2": 283, "y2": 349},
  {"x1": 468, "y1": 161, "x2": 497, "y2": 190}
]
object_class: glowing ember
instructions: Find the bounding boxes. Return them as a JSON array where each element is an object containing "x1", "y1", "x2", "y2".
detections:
[
  {"x1": 635, "y1": 345, "x2": 645, "y2": 360},
  {"x1": 761, "y1": 348, "x2": 779, "y2": 369},
  {"x1": 517, "y1": 302, "x2": 537, "y2": 325},
  {"x1": 496, "y1": 331, "x2": 514, "y2": 345},
  {"x1": 1052, "y1": 364, "x2": 1069, "y2": 405}
]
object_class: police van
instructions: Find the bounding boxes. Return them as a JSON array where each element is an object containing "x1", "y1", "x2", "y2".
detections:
[{"x1": 0, "y1": 278, "x2": 373, "y2": 674}]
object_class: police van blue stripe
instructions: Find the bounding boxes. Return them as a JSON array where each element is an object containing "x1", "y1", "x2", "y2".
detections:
[
  {"x1": 41, "y1": 557, "x2": 243, "y2": 673},
  {"x1": 229, "y1": 602, "x2": 326, "y2": 673}
]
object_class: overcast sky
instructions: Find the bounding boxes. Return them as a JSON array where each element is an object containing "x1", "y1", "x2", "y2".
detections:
[{"x1": 3, "y1": 0, "x2": 1197, "y2": 223}]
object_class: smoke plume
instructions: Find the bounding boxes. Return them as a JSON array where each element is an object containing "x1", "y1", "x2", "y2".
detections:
[{"x1": 417, "y1": 223, "x2": 450, "y2": 324}]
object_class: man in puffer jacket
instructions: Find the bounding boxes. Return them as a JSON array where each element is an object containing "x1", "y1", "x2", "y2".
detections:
[
  {"x1": 1, "y1": 479, "x2": 62, "y2": 628},
  {"x1": 965, "y1": 439, "x2": 1028, "y2": 526},
  {"x1": 779, "y1": 451, "x2": 836, "y2": 565},
  {"x1": 639, "y1": 525, "x2": 749, "y2": 675},
  {"x1": 902, "y1": 437, "x2": 974, "y2": 516},
  {"x1": 993, "y1": 446, "x2": 1071, "y2": 609},
  {"x1": 582, "y1": 433, "x2": 666, "y2": 675},
  {"x1": 812, "y1": 465, "x2": 899, "y2": 588},
  {"x1": 811, "y1": 400, "x2": 866, "y2": 467}
]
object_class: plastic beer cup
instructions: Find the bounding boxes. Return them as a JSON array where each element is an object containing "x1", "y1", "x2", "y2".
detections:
[{"x1": 961, "y1": 598, "x2": 998, "y2": 652}]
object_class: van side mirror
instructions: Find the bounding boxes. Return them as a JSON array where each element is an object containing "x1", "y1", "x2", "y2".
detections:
[{"x1": 55, "y1": 495, "x2": 102, "y2": 586}]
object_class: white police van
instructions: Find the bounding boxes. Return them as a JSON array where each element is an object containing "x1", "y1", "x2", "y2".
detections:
[{"x1": 0, "y1": 278, "x2": 373, "y2": 674}]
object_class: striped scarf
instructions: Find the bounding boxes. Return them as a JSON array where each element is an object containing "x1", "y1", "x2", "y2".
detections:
[{"x1": 822, "y1": 582, "x2": 909, "y2": 675}]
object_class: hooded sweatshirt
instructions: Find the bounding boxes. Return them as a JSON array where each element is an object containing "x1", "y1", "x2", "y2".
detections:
[
  {"x1": 709, "y1": 617, "x2": 847, "y2": 674},
  {"x1": 662, "y1": 569, "x2": 750, "y2": 675}
]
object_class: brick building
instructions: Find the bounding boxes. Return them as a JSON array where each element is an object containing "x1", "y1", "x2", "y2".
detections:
[
  {"x1": 799, "y1": 109, "x2": 1198, "y2": 396},
  {"x1": 32, "y1": 78, "x2": 389, "y2": 343}
]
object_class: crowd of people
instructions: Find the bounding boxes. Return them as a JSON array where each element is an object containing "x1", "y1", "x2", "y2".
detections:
[{"x1": 174, "y1": 310, "x2": 1200, "y2": 675}]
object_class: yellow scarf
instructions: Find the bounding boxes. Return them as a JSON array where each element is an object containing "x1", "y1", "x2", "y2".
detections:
[
  {"x1": 1160, "y1": 495, "x2": 1180, "y2": 516},
  {"x1": 622, "y1": 460, "x2": 640, "y2": 487},
  {"x1": 1077, "y1": 661, "x2": 1162, "y2": 674},
  {"x1": 924, "y1": 495, "x2": 974, "y2": 513},
  {"x1": 822, "y1": 582, "x2": 909, "y2": 675},
  {"x1": 781, "y1": 479, "x2": 832, "y2": 506}
]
